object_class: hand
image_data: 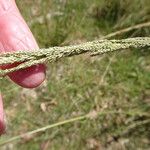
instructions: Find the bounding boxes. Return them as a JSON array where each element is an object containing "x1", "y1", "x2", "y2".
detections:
[{"x1": 0, "y1": 0, "x2": 46, "y2": 134}]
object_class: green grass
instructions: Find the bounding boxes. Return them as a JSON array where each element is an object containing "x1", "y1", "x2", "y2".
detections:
[{"x1": 0, "y1": 0, "x2": 150, "y2": 149}]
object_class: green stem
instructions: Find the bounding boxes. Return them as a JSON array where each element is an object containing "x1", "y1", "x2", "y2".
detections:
[{"x1": 0, "y1": 110, "x2": 149, "y2": 146}]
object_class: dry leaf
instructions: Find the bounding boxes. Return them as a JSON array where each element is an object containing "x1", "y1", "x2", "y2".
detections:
[
  {"x1": 40, "y1": 103, "x2": 47, "y2": 112},
  {"x1": 40, "y1": 140, "x2": 50, "y2": 150},
  {"x1": 87, "y1": 110, "x2": 98, "y2": 120},
  {"x1": 86, "y1": 138, "x2": 102, "y2": 150}
]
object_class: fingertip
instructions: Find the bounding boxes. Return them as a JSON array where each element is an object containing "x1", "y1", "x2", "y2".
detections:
[
  {"x1": 0, "y1": 95, "x2": 6, "y2": 135},
  {"x1": 8, "y1": 64, "x2": 46, "y2": 88},
  {"x1": 0, "y1": 120, "x2": 6, "y2": 135}
]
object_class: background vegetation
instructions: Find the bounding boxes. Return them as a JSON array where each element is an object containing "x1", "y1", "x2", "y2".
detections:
[{"x1": 0, "y1": 0, "x2": 150, "y2": 149}]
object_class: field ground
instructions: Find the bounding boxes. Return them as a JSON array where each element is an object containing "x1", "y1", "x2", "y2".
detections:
[{"x1": 0, "y1": 0, "x2": 150, "y2": 149}]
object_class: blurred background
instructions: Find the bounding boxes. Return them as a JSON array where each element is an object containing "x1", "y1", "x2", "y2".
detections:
[{"x1": 0, "y1": 0, "x2": 150, "y2": 149}]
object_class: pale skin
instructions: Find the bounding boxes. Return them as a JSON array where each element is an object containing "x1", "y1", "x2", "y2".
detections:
[{"x1": 0, "y1": 0, "x2": 46, "y2": 134}]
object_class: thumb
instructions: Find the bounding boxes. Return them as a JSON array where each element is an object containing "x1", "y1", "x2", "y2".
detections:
[{"x1": 0, "y1": 0, "x2": 46, "y2": 88}]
